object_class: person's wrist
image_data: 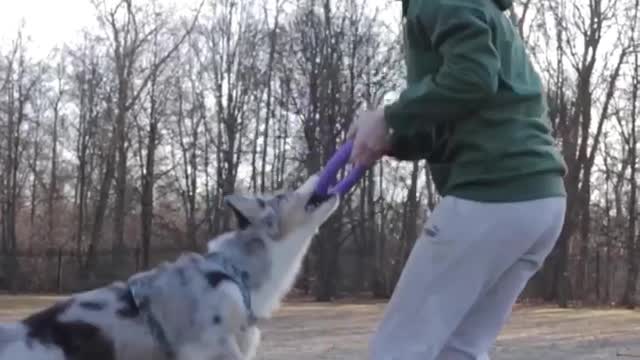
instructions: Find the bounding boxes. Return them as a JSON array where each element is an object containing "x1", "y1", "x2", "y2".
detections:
[{"x1": 379, "y1": 107, "x2": 394, "y2": 153}]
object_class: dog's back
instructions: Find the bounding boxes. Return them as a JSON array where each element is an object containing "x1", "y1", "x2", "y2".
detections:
[
  {"x1": 0, "y1": 286, "x2": 156, "y2": 360},
  {"x1": 0, "y1": 321, "x2": 66, "y2": 360}
]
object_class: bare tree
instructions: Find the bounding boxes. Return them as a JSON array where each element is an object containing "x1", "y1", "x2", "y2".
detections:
[
  {"x1": 66, "y1": 33, "x2": 107, "y2": 270},
  {"x1": 619, "y1": 0, "x2": 640, "y2": 309},
  {"x1": 47, "y1": 57, "x2": 66, "y2": 245},
  {"x1": 85, "y1": 0, "x2": 201, "y2": 272},
  {"x1": 0, "y1": 32, "x2": 44, "y2": 290},
  {"x1": 531, "y1": 0, "x2": 629, "y2": 305},
  {"x1": 198, "y1": 0, "x2": 261, "y2": 233}
]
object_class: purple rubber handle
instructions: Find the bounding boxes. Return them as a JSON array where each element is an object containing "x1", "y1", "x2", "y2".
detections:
[{"x1": 314, "y1": 141, "x2": 367, "y2": 197}]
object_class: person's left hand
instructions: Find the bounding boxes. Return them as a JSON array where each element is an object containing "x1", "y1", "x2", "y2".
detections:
[{"x1": 346, "y1": 108, "x2": 391, "y2": 167}]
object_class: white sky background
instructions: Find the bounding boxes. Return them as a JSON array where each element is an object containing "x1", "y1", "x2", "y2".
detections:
[
  {"x1": 0, "y1": 0, "x2": 400, "y2": 58},
  {"x1": 0, "y1": 0, "x2": 98, "y2": 57},
  {"x1": 0, "y1": 0, "x2": 214, "y2": 57}
]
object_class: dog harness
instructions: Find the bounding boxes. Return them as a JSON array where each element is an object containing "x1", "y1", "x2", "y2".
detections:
[
  {"x1": 126, "y1": 252, "x2": 256, "y2": 359},
  {"x1": 126, "y1": 275, "x2": 176, "y2": 359},
  {"x1": 203, "y1": 251, "x2": 257, "y2": 325}
]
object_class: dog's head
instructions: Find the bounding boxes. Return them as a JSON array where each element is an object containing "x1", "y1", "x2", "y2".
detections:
[{"x1": 220, "y1": 174, "x2": 340, "y2": 242}]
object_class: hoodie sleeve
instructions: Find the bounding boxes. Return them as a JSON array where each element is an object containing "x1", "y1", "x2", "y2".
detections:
[{"x1": 384, "y1": 2, "x2": 500, "y2": 137}]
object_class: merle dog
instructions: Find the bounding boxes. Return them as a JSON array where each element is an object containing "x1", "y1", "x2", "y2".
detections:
[{"x1": 0, "y1": 175, "x2": 339, "y2": 360}]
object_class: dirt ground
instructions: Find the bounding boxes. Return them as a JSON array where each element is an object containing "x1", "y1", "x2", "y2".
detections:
[{"x1": 1, "y1": 296, "x2": 639, "y2": 359}]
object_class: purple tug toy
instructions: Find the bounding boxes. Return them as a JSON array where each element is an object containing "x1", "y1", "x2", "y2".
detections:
[{"x1": 309, "y1": 140, "x2": 368, "y2": 205}]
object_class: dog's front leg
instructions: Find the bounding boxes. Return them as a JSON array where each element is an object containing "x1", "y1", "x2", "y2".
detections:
[
  {"x1": 177, "y1": 335, "x2": 244, "y2": 360},
  {"x1": 237, "y1": 326, "x2": 260, "y2": 360},
  {"x1": 216, "y1": 335, "x2": 244, "y2": 360}
]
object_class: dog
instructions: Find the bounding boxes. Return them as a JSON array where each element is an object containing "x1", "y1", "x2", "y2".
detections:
[{"x1": 0, "y1": 174, "x2": 339, "y2": 360}]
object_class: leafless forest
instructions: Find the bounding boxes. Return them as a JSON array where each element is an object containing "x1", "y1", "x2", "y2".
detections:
[{"x1": 0, "y1": 0, "x2": 638, "y2": 309}]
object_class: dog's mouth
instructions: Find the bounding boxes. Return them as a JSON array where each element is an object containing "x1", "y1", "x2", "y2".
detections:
[{"x1": 304, "y1": 192, "x2": 335, "y2": 212}]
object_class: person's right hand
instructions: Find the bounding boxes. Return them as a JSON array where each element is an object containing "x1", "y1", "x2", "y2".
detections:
[{"x1": 346, "y1": 108, "x2": 391, "y2": 167}]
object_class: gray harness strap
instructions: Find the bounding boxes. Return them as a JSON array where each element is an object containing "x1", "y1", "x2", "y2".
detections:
[
  {"x1": 127, "y1": 276, "x2": 175, "y2": 359},
  {"x1": 203, "y1": 252, "x2": 257, "y2": 325},
  {"x1": 126, "y1": 252, "x2": 256, "y2": 359}
]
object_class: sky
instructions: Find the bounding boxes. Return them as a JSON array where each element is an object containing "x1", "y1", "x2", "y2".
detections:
[
  {"x1": 0, "y1": 0, "x2": 98, "y2": 58},
  {"x1": 0, "y1": 0, "x2": 399, "y2": 60},
  {"x1": 0, "y1": 0, "x2": 210, "y2": 58}
]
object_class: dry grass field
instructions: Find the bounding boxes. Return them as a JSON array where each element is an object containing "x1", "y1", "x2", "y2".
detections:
[{"x1": 1, "y1": 296, "x2": 639, "y2": 359}]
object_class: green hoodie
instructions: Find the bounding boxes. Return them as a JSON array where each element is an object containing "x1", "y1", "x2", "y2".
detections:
[{"x1": 386, "y1": 0, "x2": 566, "y2": 202}]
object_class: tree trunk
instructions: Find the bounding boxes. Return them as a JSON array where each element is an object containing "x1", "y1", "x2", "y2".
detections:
[
  {"x1": 140, "y1": 99, "x2": 158, "y2": 268},
  {"x1": 621, "y1": 26, "x2": 639, "y2": 308}
]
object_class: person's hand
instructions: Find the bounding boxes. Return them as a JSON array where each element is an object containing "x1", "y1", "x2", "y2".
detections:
[{"x1": 346, "y1": 108, "x2": 391, "y2": 167}]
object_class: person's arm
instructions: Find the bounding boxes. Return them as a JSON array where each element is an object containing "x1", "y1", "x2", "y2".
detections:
[{"x1": 385, "y1": 2, "x2": 501, "y2": 137}]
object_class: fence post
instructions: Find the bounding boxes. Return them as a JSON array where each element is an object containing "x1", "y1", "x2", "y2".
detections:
[{"x1": 56, "y1": 249, "x2": 63, "y2": 293}]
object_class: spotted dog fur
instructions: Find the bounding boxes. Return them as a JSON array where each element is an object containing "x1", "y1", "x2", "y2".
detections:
[{"x1": 0, "y1": 175, "x2": 339, "y2": 360}]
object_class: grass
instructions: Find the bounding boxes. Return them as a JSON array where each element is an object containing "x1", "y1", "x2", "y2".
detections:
[{"x1": 1, "y1": 295, "x2": 639, "y2": 359}]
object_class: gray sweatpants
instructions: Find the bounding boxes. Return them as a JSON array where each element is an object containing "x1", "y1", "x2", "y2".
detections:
[{"x1": 368, "y1": 196, "x2": 566, "y2": 360}]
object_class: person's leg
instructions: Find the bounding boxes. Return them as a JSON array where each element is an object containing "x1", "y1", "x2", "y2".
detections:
[
  {"x1": 435, "y1": 221, "x2": 564, "y2": 359},
  {"x1": 368, "y1": 196, "x2": 565, "y2": 360},
  {"x1": 434, "y1": 259, "x2": 543, "y2": 360},
  {"x1": 435, "y1": 198, "x2": 564, "y2": 360}
]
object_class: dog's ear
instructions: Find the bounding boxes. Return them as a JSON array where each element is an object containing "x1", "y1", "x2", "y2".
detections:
[{"x1": 224, "y1": 194, "x2": 265, "y2": 229}]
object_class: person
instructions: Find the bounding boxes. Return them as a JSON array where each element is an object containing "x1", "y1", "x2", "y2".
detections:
[{"x1": 346, "y1": 0, "x2": 567, "y2": 359}]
